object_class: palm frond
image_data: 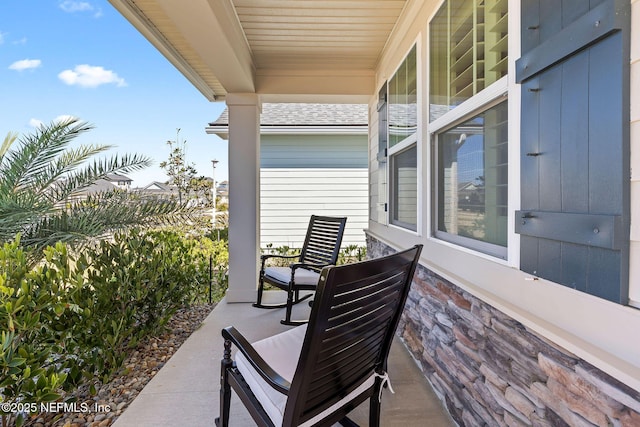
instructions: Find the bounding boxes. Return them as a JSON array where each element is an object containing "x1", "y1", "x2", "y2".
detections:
[
  {"x1": 0, "y1": 118, "x2": 177, "y2": 255},
  {"x1": 31, "y1": 144, "x2": 114, "y2": 196},
  {"x1": 0, "y1": 131, "x2": 18, "y2": 166},
  {"x1": 21, "y1": 191, "x2": 192, "y2": 251},
  {"x1": 0, "y1": 119, "x2": 93, "y2": 195},
  {"x1": 51, "y1": 153, "x2": 152, "y2": 202}
]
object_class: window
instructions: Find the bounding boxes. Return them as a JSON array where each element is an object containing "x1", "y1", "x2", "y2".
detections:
[
  {"x1": 388, "y1": 45, "x2": 418, "y2": 230},
  {"x1": 389, "y1": 46, "x2": 417, "y2": 148},
  {"x1": 374, "y1": 84, "x2": 388, "y2": 224},
  {"x1": 429, "y1": 0, "x2": 508, "y2": 256},
  {"x1": 430, "y1": 0, "x2": 508, "y2": 121},
  {"x1": 434, "y1": 101, "x2": 508, "y2": 257},
  {"x1": 391, "y1": 145, "x2": 417, "y2": 230}
]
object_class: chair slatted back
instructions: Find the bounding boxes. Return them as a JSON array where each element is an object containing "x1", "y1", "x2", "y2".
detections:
[
  {"x1": 284, "y1": 245, "x2": 422, "y2": 425},
  {"x1": 298, "y1": 215, "x2": 347, "y2": 272}
]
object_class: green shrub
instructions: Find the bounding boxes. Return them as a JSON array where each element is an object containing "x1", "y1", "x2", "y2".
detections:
[
  {"x1": 0, "y1": 229, "x2": 229, "y2": 425},
  {"x1": 0, "y1": 239, "x2": 78, "y2": 427},
  {"x1": 66, "y1": 229, "x2": 228, "y2": 382},
  {"x1": 192, "y1": 235, "x2": 229, "y2": 303},
  {"x1": 337, "y1": 244, "x2": 367, "y2": 264},
  {"x1": 261, "y1": 244, "x2": 298, "y2": 267}
]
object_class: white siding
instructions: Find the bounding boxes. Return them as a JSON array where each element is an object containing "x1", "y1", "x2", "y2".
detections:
[
  {"x1": 260, "y1": 168, "x2": 368, "y2": 248},
  {"x1": 261, "y1": 135, "x2": 367, "y2": 168},
  {"x1": 259, "y1": 134, "x2": 368, "y2": 249}
]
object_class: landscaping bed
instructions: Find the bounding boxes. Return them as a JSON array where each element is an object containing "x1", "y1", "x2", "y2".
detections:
[{"x1": 25, "y1": 304, "x2": 215, "y2": 427}]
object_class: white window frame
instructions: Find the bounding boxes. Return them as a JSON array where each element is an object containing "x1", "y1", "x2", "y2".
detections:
[
  {"x1": 389, "y1": 138, "x2": 418, "y2": 231},
  {"x1": 429, "y1": 77, "x2": 508, "y2": 136},
  {"x1": 431, "y1": 93, "x2": 509, "y2": 258},
  {"x1": 387, "y1": 43, "x2": 420, "y2": 233},
  {"x1": 427, "y1": 0, "x2": 511, "y2": 258},
  {"x1": 429, "y1": 79, "x2": 509, "y2": 258}
]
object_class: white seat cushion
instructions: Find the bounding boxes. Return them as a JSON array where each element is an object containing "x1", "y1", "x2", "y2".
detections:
[
  {"x1": 235, "y1": 324, "x2": 376, "y2": 427},
  {"x1": 264, "y1": 266, "x2": 320, "y2": 286}
]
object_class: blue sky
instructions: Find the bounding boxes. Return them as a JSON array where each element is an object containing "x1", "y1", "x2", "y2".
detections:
[{"x1": 1, "y1": 0, "x2": 228, "y2": 186}]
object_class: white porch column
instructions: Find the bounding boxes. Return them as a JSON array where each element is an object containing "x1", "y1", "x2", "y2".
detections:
[{"x1": 226, "y1": 93, "x2": 261, "y2": 302}]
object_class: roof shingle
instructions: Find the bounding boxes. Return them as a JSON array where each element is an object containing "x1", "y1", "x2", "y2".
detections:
[{"x1": 210, "y1": 103, "x2": 367, "y2": 127}]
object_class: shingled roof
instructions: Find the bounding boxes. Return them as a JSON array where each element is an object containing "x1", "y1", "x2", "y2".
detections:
[{"x1": 207, "y1": 103, "x2": 367, "y2": 139}]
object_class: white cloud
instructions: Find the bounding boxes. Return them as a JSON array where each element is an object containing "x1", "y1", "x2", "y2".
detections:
[
  {"x1": 9, "y1": 59, "x2": 42, "y2": 71},
  {"x1": 58, "y1": 1, "x2": 103, "y2": 17},
  {"x1": 29, "y1": 118, "x2": 44, "y2": 128},
  {"x1": 58, "y1": 64, "x2": 126, "y2": 88},
  {"x1": 0, "y1": 33, "x2": 27, "y2": 45},
  {"x1": 59, "y1": 1, "x2": 92, "y2": 12}
]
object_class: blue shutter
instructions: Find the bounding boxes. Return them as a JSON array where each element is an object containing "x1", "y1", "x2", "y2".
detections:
[{"x1": 515, "y1": 0, "x2": 630, "y2": 303}]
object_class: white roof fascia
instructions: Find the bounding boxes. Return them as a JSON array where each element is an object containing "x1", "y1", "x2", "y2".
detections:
[
  {"x1": 259, "y1": 126, "x2": 368, "y2": 135},
  {"x1": 108, "y1": 0, "x2": 217, "y2": 101},
  {"x1": 205, "y1": 125, "x2": 367, "y2": 139}
]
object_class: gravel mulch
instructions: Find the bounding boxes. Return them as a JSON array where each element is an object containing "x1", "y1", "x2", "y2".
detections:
[{"x1": 21, "y1": 303, "x2": 216, "y2": 427}]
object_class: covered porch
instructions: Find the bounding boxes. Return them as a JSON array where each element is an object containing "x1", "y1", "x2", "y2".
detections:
[
  {"x1": 107, "y1": 0, "x2": 640, "y2": 425},
  {"x1": 107, "y1": 0, "x2": 399, "y2": 303},
  {"x1": 112, "y1": 294, "x2": 454, "y2": 426}
]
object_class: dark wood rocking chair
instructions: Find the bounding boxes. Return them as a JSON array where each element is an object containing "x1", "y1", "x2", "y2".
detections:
[
  {"x1": 216, "y1": 244, "x2": 423, "y2": 427},
  {"x1": 253, "y1": 215, "x2": 347, "y2": 325}
]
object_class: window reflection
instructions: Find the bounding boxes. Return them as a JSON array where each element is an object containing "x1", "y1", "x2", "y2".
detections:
[{"x1": 437, "y1": 102, "x2": 508, "y2": 248}]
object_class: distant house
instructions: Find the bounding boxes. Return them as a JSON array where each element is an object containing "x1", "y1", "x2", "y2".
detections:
[
  {"x1": 69, "y1": 173, "x2": 133, "y2": 203},
  {"x1": 216, "y1": 180, "x2": 229, "y2": 205},
  {"x1": 137, "y1": 178, "x2": 219, "y2": 209},
  {"x1": 136, "y1": 181, "x2": 178, "y2": 199},
  {"x1": 105, "y1": 173, "x2": 132, "y2": 191},
  {"x1": 207, "y1": 103, "x2": 368, "y2": 248}
]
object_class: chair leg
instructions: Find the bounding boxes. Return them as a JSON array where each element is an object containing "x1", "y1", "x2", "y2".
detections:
[
  {"x1": 280, "y1": 288, "x2": 314, "y2": 325},
  {"x1": 338, "y1": 416, "x2": 360, "y2": 427},
  {"x1": 253, "y1": 268, "x2": 266, "y2": 307},
  {"x1": 283, "y1": 288, "x2": 294, "y2": 324},
  {"x1": 369, "y1": 394, "x2": 381, "y2": 427},
  {"x1": 216, "y1": 339, "x2": 233, "y2": 427},
  {"x1": 253, "y1": 270, "x2": 290, "y2": 309}
]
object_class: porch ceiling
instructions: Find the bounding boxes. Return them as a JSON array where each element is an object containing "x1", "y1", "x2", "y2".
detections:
[{"x1": 108, "y1": 0, "x2": 410, "y2": 102}]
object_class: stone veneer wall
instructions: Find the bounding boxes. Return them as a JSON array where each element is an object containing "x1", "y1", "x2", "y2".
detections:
[{"x1": 366, "y1": 235, "x2": 640, "y2": 426}]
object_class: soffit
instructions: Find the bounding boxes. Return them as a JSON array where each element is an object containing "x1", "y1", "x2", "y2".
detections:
[
  {"x1": 110, "y1": 0, "x2": 409, "y2": 101},
  {"x1": 235, "y1": 0, "x2": 407, "y2": 71},
  {"x1": 118, "y1": 0, "x2": 226, "y2": 99}
]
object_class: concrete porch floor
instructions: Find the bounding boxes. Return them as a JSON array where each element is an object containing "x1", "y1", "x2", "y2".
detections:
[{"x1": 113, "y1": 292, "x2": 454, "y2": 427}]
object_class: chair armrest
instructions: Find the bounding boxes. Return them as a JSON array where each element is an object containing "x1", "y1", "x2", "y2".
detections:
[
  {"x1": 260, "y1": 253, "x2": 300, "y2": 270},
  {"x1": 290, "y1": 262, "x2": 331, "y2": 271},
  {"x1": 221, "y1": 326, "x2": 291, "y2": 394},
  {"x1": 260, "y1": 253, "x2": 299, "y2": 261}
]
